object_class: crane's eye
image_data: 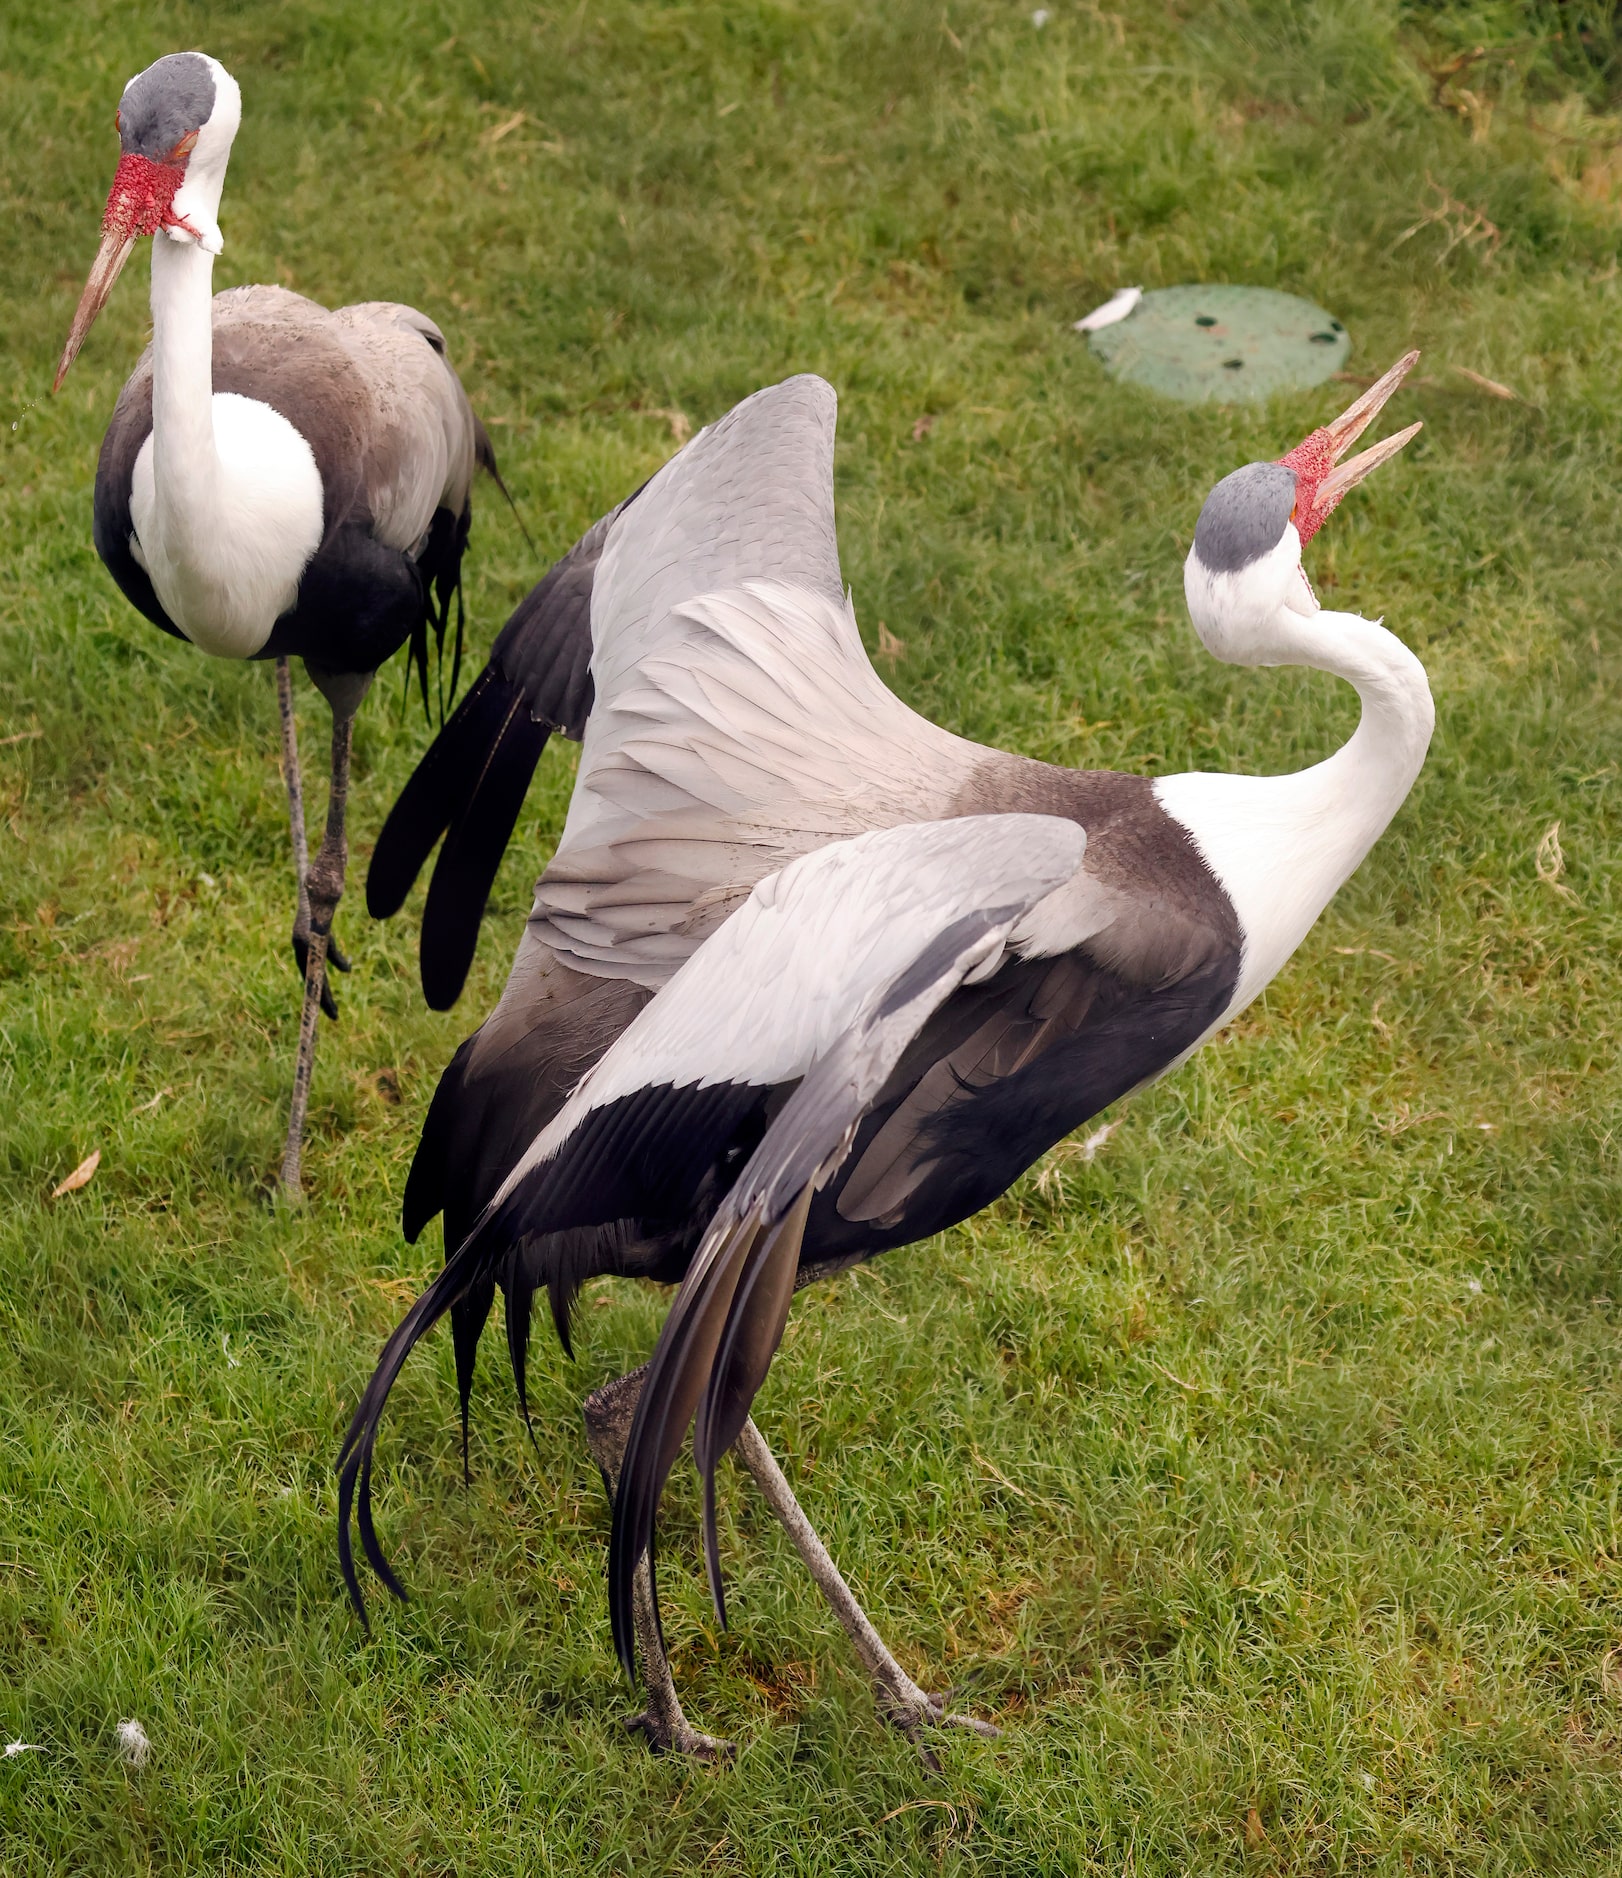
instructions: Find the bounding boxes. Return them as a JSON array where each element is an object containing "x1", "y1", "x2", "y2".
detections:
[
  {"x1": 114, "y1": 109, "x2": 122, "y2": 133},
  {"x1": 165, "y1": 129, "x2": 199, "y2": 163}
]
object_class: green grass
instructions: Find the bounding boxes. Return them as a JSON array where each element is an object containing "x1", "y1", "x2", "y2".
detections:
[{"x1": 3, "y1": 0, "x2": 1621, "y2": 1869}]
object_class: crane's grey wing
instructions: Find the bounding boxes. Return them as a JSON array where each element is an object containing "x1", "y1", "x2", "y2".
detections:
[
  {"x1": 327, "y1": 299, "x2": 484, "y2": 550},
  {"x1": 530, "y1": 578, "x2": 981, "y2": 984},
  {"x1": 528, "y1": 377, "x2": 985, "y2": 985},
  {"x1": 367, "y1": 374, "x2": 848, "y2": 1005},
  {"x1": 588, "y1": 373, "x2": 843, "y2": 667}
]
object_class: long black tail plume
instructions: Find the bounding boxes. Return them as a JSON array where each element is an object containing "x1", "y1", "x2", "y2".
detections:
[
  {"x1": 449, "y1": 1276, "x2": 496, "y2": 1486},
  {"x1": 366, "y1": 667, "x2": 551, "y2": 1009},
  {"x1": 336, "y1": 1225, "x2": 495, "y2": 1628}
]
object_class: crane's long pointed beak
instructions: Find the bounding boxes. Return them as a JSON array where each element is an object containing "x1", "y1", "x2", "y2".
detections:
[
  {"x1": 1287, "y1": 350, "x2": 1423, "y2": 539},
  {"x1": 1322, "y1": 349, "x2": 1421, "y2": 460},
  {"x1": 54, "y1": 227, "x2": 136, "y2": 392},
  {"x1": 1313, "y1": 416, "x2": 1424, "y2": 512}
]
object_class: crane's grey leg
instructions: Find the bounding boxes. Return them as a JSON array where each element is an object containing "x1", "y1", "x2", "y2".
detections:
[
  {"x1": 583, "y1": 1367, "x2": 731, "y2": 1760},
  {"x1": 587, "y1": 1368, "x2": 996, "y2": 1761},
  {"x1": 279, "y1": 674, "x2": 365, "y2": 1198},
  {"x1": 730, "y1": 1418, "x2": 999, "y2": 1761},
  {"x1": 276, "y1": 657, "x2": 310, "y2": 926},
  {"x1": 276, "y1": 657, "x2": 347, "y2": 1018}
]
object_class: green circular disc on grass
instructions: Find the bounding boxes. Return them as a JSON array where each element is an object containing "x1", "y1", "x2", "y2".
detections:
[{"x1": 1087, "y1": 285, "x2": 1350, "y2": 404}]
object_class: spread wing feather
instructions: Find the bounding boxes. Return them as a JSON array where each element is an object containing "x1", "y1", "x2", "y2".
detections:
[
  {"x1": 369, "y1": 373, "x2": 873, "y2": 1003},
  {"x1": 365, "y1": 497, "x2": 629, "y2": 1007}
]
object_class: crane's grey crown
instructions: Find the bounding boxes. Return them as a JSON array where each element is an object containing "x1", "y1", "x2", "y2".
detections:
[
  {"x1": 1192, "y1": 461, "x2": 1298, "y2": 575},
  {"x1": 118, "y1": 53, "x2": 217, "y2": 160}
]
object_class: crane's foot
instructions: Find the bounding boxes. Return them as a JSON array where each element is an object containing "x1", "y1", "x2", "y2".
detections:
[
  {"x1": 584, "y1": 1368, "x2": 734, "y2": 1762},
  {"x1": 622, "y1": 1702, "x2": 733, "y2": 1761},
  {"x1": 292, "y1": 923, "x2": 348, "y2": 1020},
  {"x1": 729, "y1": 1419, "x2": 1000, "y2": 1766},
  {"x1": 870, "y1": 1674, "x2": 1000, "y2": 1770},
  {"x1": 615, "y1": 1551, "x2": 734, "y2": 1762}
]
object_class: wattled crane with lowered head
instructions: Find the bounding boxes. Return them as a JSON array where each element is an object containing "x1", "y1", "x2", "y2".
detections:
[{"x1": 55, "y1": 51, "x2": 501, "y2": 1194}]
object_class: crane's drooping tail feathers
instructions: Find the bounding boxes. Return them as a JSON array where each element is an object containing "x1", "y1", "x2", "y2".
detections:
[
  {"x1": 339, "y1": 1200, "x2": 699, "y2": 1625},
  {"x1": 366, "y1": 666, "x2": 552, "y2": 1009},
  {"x1": 392, "y1": 415, "x2": 520, "y2": 793},
  {"x1": 606, "y1": 904, "x2": 1025, "y2": 1675},
  {"x1": 450, "y1": 1275, "x2": 496, "y2": 1485},
  {"x1": 694, "y1": 1186, "x2": 812, "y2": 1628},
  {"x1": 602, "y1": 1123, "x2": 836, "y2": 1671},
  {"x1": 336, "y1": 1225, "x2": 494, "y2": 1626},
  {"x1": 475, "y1": 425, "x2": 534, "y2": 558}
]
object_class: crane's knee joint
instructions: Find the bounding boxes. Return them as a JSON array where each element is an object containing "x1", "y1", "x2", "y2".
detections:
[{"x1": 583, "y1": 1365, "x2": 649, "y2": 1488}]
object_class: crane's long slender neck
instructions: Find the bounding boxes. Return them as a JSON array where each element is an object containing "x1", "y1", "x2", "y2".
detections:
[
  {"x1": 1282, "y1": 607, "x2": 1434, "y2": 831},
  {"x1": 148, "y1": 232, "x2": 221, "y2": 541},
  {"x1": 1155, "y1": 607, "x2": 1435, "y2": 1015}
]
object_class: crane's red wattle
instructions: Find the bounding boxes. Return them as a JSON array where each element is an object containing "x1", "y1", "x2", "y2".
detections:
[
  {"x1": 1278, "y1": 427, "x2": 1337, "y2": 544},
  {"x1": 103, "y1": 153, "x2": 196, "y2": 240}
]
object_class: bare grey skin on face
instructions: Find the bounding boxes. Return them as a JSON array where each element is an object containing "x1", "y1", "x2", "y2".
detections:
[
  {"x1": 118, "y1": 53, "x2": 216, "y2": 157},
  {"x1": 1192, "y1": 460, "x2": 1298, "y2": 573}
]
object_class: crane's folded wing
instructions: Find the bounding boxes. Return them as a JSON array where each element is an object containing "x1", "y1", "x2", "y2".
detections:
[{"x1": 338, "y1": 813, "x2": 1087, "y2": 1623}]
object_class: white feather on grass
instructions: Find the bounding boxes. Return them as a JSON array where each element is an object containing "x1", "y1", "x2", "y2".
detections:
[{"x1": 1073, "y1": 287, "x2": 1142, "y2": 332}]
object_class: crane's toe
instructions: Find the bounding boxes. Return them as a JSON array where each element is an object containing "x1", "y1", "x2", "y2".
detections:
[
  {"x1": 291, "y1": 925, "x2": 344, "y2": 1020},
  {"x1": 622, "y1": 1707, "x2": 734, "y2": 1761},
  {"x1": 875, "y1": 1682, "x2": 1000, "y2": 1768}
]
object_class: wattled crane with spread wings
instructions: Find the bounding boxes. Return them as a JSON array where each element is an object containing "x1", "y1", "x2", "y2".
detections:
[
  {"x1": 341, "y1": 361, "x2": 1430, "y2": 1756},
  {"x1": 55, "y1": 52, "x2": 500, "y2": 1193}
]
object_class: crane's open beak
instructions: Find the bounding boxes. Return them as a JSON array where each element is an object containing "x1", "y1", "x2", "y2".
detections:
[
  {"x1": 1282, "y1": 350, "x2": 1424, "y2": 544},
  {"x1": 54, "y1": 152, "x2": 191, "y2": 392}
]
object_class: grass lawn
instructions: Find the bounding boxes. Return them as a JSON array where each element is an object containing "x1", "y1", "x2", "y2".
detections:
[{"x1": 4, "y1": 0, "x2": 1622, "y2": 1870}]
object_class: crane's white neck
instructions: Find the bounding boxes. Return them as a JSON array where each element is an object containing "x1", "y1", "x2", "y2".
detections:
[
  {"x1": 1155, "y1": 593, "x2": 1434, "y2": 1019},
  {"x1": 150, "y1": 233, "x2": 219, "y2": 493},
  {"x1": 145, "y1": 62, "x2": 235, "y2": 472}
]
